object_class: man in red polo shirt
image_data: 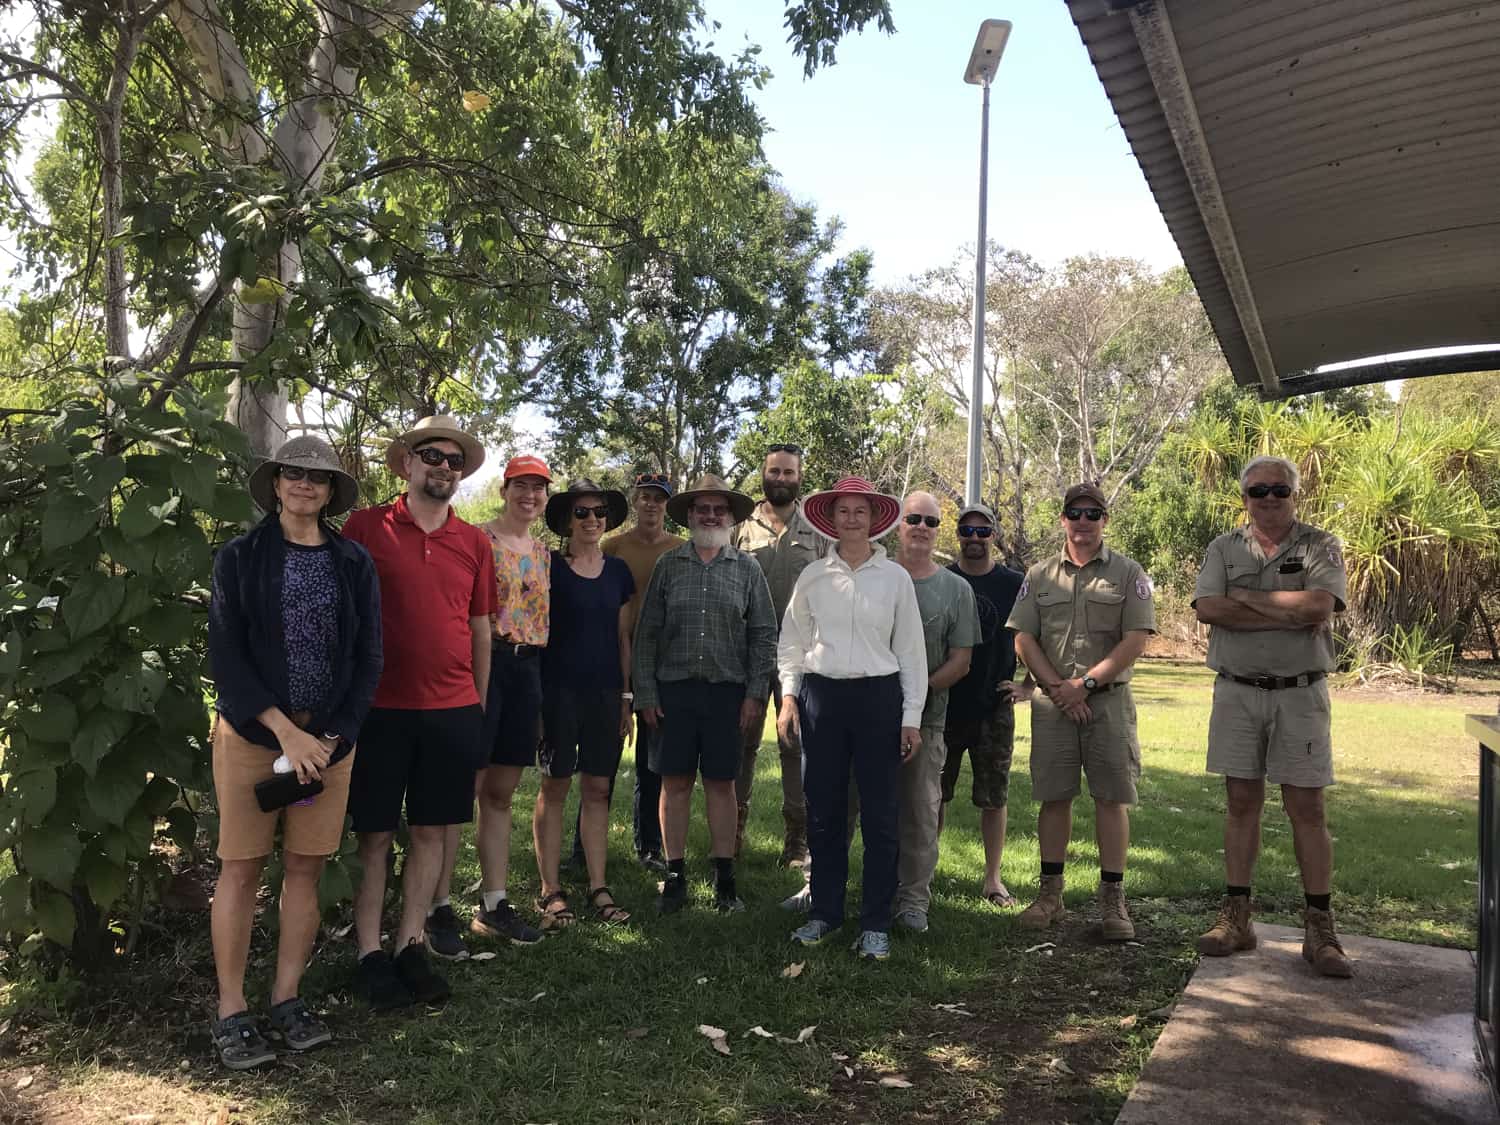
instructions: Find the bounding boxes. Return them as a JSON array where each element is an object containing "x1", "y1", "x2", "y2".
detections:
[{"x1": 342, "y1": 415, "x2": 495, "y2": 1009}]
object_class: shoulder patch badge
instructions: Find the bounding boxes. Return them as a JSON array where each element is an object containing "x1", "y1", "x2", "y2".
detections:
[
  {"x1": 1327, "y1": 542, "x2": 1344, "y2": 569},
  {"x1": 1017, "y1": 577, "x2": 1030, "y2": 601},
  {"x1": 1135, "y1": 575, "x2": 1154, "y2": 600}
]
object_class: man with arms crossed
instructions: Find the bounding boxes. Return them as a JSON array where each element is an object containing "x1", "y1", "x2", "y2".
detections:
[
  {"x1": 1193, "y1": 455, "x2": 1352, "y2": 977},
  {"x1": 343, "y1": 416, "x2": 494, "y2": 1006},
  {"x1": 1008, "y1": 482, "x2": 1155, "y2": 941}
]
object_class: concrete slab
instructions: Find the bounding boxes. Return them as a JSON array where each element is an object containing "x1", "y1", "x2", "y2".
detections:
[{"x1": 1117, "y1": 924, "x2": 1496, "y2": 1125}]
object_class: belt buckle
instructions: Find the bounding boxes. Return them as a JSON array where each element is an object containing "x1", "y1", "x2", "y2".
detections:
[
  {"x1": 514, "y1": 643, "x2": 530, "y2": 657},
  {"x1": 1254, "y1": 676, "x2": 1276, "y2": 691}
]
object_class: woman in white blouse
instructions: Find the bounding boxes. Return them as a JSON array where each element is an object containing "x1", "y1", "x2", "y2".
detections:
[{"x1": 776, "y1": 475, "x2": 927, "y2": 961}]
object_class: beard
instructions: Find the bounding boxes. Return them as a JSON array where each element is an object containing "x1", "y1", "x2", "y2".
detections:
[
  {"x1": 763, "y1": 477, "x2": 798, "y2": 506},
  {"x1": 961, "y1": 539, "x2": 989, "y2": 558},
  {"x1": 419, "y1": 475, "x2": 457, "y2": 502},
  {"x1": 690, "y1": 525, "x2": 732, "y2": 551}
]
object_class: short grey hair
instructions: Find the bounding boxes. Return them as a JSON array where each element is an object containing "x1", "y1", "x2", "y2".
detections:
[{"x1": 1239, "y1": 455, "x2": 1300, "y2": 493}]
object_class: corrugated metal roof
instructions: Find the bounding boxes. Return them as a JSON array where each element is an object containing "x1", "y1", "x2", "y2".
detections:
[{"x1": 1067, "y1": 0, "x2": 1500, "y2": 396}]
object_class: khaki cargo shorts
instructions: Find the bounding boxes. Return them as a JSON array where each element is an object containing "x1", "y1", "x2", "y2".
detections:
[
  {"x1": 1028, "y1": 686, "x2": 1140, "y2": 805},
  {"x1": 1206, "y1": 675, "x2": 1334, "y2": 788},
  {"x1": 213, "y1": 718, "x2": 355, "y2": 860}
]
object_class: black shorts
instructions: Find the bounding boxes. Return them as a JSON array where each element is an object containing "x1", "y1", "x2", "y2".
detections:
[
  {"x1": 348, "y1": 705, "x2": 482, "y2": 831},
  {"x1": 482, "y1": 644, "x2": 543, "y2": 768},
  {"x1": 540, "y1": 685, "x2": 625, "y2": 779},
  {"x1": 649, "y1": 679, "x2": 743, "y2": 781}
]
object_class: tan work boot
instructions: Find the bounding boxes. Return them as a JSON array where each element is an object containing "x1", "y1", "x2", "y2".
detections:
[
  {"x1": 1302, "y1": 906, "x2": 1354, "y2": 977},
  {"x1": 1018, "y1": 874, "x2": 1067, "y2": 930},
  {"x1": 1197, "y1": 895, "x2": 1257, "y2": 956},
  {"x1": 1097, "y1": 880, "x2": 1135, "y2": 941}
]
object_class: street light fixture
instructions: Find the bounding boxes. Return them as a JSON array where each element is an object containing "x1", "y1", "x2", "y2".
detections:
[{"x1": 963, "y1": 18, "x2": 1012, "y2": 507}]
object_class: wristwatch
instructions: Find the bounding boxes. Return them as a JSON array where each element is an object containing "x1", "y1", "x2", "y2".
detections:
[
  {"x1": 1082, "y1": 675, "x2": 1099, "y2": 692},
  {"x1": 621, "y1": 691, "x2": 634, "y2": 701},
  {"x1": 320, "y1": 731, "x2": 342, "y2": 749}
]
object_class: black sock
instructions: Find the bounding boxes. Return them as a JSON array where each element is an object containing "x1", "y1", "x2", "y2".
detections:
[
  {"x1": 1227, "y1": 885, "x2": 1251, "y2": 898},
  {"x1": 1305, "y1": 892, "x2": 1330, "y2": 911},
  {"x1": 1041, "y1": 860, "x2": 1064, "y2": 877},
  {"x1": 713, "y1": 856, "x2": 734, "y2": 883},
  {"x1": 667, "y1": 858, "x2": 685, "y2": 878},
  {"x1": 1100, "y1": 870, "x2": 1124, "y2": 883}
]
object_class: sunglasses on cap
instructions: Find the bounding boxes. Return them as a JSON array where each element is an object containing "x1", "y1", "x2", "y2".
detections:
[
  {"x1": 573, "y1": 505, "x2": 610, "y2": 520},
  {"x1": 277, "y1": 465, "x2": 333, "y2": 486},
  {"x1": 1064, "y1": 507, "x2": 1105, "y2": 522},
  {"x1": 957, "y1": 524, "x2": 994, "y2": 539},
  {"x1": 902, "y1": 513, "x2": 940, "y2": 528},
  {"x1": 766, "y1": 443, "x2": 803, "y2": 456},
  {"x1": 634, "y1": 472, "x2": 669, "y2": 487},
  {"x1": 414, "y1": 446, "x2": 465, "y2": 470},
  {"x1": 1245, "y1": 483, "x2": 1293, "y2": 499}
]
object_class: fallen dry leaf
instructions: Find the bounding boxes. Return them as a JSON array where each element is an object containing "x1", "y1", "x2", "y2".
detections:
[
  {"x1": 1023, "y1": 942, "x2": 1056, "y2": 954},
  {"x1": 625, "y1": 1027, "x2": 649, "y2": 1040},
  {"x1": 529, "y1": 991, "x2": 547, "y2": 1003},
  {"x1": 697, "y1": 1024, "x2": 731, "y2": 1055},
  {"x1": 1440, "y1": 860, "x2": 1464, "y2": 870},
  {"x1": 831, "y1": 1052, "x2": 849, "y2": 1061},
  {"x1": 781, "y1": 961, "x2": 805, "y2": 979},
  {"x1": 695, "y1": 976, "x2": 709, "y2": 985},
  {"x1": 330, "y1": 923, "x2": 354, "y2": 940},
  {"x1": 879, "y1": 1075, "x2": 914, "y2": 1089},
  {"x1": 744, "y1": 1026, "x2": 775, "y2": 1039},
  {"x1": 15, "y1": 1074, "x2": 33, "y2": 1091},
  {"x1": 1119, "y1": 1014, "x2": 1138, "y2": 1029},
  {"x1": 931, "y1": 1003, "x2": 975, "y2": 1017},
  {"x1": 1048, "y1": 1057, "x2": 1074, "y2": 1076},
  {"x1": 470, "y1": 951, "x2": 497, "y2": 962},
  {"x1": 796, "y1": 1025, "x2": 817, "y2": 1043}
]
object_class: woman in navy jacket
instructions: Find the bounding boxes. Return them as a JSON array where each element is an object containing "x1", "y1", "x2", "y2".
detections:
[{"x1": 206, "y1": 436, "x2": 381, "y2": 1069}]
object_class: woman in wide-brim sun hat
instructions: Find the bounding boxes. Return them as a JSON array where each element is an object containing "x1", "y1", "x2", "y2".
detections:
[
  {"x1": 801, "y1": 476, "x2": 902, "y2": 541},
  {"x1": 775, "y1": 473, "x2": 928, "y2": 963}
]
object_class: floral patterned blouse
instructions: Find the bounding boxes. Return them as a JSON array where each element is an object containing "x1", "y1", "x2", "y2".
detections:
[{"x1": 487, "y1": 530, "x2": 550, "y2": 646}]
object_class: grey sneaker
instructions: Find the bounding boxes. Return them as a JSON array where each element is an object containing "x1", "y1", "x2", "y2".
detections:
[
  {"x1": 470, "y1": 899, "x2": 543, "y2": 945},
  {"x1": 852, "y1": 930, "x2": 891, "y2": 960},
  {"x1": 266, "y1": 996, "x2": 332, "y2": 1052},
  {"x1": 790, "y1": 919, "x2": 834, "y2": 945},
  {"x1": 780, "y1": 883, "x2": 812, "y2": 912},
  {"x1": 424, "y1": 904, "x2": 469, "y2": 961},
  {"x1": 893, "y1": 909, "x2": 929, "y2": 933}
]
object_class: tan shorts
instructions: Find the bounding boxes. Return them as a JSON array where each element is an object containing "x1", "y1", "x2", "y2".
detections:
[
  {"x1": 1028, "y1": 686, "x2": 1140, "y2": 805},
  {"x1": 212, "y1": 719, "x2": 355, "y2": 860},
  {"x1": 1206, "y1": 675, "x2": 1333, "y2": 788}
]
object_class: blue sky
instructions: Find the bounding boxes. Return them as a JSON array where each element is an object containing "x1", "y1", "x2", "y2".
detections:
[{"x1": 700, "y1": 0, "x2": 1183, "y2": 283}]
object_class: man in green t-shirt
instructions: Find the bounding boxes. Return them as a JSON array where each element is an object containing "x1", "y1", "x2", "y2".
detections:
[{"x1": 891, "y1": 491, "x2": 980, "y2": 933}]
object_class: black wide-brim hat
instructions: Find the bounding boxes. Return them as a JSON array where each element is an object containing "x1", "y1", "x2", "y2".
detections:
[
  {"x1": 248, "y1": 435, "x2": 359, "y2": 518},
  {"x1": 544, "y1": 478, "x2": 629, "y2": 536}
]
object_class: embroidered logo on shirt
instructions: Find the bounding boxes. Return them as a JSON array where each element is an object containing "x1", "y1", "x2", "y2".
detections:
[
  {"x1": 1135, "y1": 575, "x2": 1153, "y2": 601},
  {"x1": 1017, "y1": 577, "x2": 1029, "y2": 601},
  {"x1": 1327, "y1": 543, "x2": 1344, "y2": 569}
]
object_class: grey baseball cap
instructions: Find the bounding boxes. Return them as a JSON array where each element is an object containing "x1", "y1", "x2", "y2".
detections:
[{"x1": 956, "y1": 501, "x2": 996, "y2": 524}]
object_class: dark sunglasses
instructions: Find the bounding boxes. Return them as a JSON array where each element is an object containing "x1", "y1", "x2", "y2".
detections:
[
  {"x1": 414, "y1": 446, "x2": 465, "y2": 470},
  {"x1": 277, "y1": 465, "x2": 333, "y2": 486},
  {"x1": 635, "y1": 472, "x2": 669, "y2": 487},
  {"x1": 767, "y1": 443, "x2": 803, "y2": 456},
  {"x1": 902, "y1": 513, "x2": 940, "y2": 528},
  {"x1": 1064, "y1": 507, "x2": 1105, "y2": 522},
  {"x1": 1245, "y1": 483, "x2": 1293, "y2": 499},
  {"x1": 957, "y1": 524, "x2": 994, "y2": 539},
  {"x1": 573, "y1": 505, "x2": 610, "y2": 520}
]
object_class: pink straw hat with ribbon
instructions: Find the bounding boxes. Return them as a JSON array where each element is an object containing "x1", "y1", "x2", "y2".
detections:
[{"x1": 802, "y1": 475, "x2": 902, "y2": 541}]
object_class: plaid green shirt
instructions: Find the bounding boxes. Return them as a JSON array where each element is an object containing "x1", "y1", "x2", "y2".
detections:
[{"x1": 632, "y1": 541, "x2": 778, "y2": 712}]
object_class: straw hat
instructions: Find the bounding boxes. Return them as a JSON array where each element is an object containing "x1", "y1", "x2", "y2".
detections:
[
  {"x1": 665, "y1": 473, "x2": 755, "y2": 525},
  {"x1": 384, "y1": 415, "x2": 485, "y2": 479},
  {"x1": 802, "y1": 475, "x2": 902, "y2": 540},
  {"x1": 248, "y1": 435, "x2": 359, "y2": 518}
]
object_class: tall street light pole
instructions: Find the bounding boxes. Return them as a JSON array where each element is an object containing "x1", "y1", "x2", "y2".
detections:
[{"x1": 963, "y1": 19, "x2": 1012, "y2": 507}]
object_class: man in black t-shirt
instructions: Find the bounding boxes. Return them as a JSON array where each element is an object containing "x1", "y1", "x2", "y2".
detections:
[{"x1": 941, "y1": 503, "x2": 1028, "y2": 908}]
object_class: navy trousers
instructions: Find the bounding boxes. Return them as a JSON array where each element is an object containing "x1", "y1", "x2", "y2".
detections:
[{"x1": 801, "y1": 673, "x2": 902, "y2": 932}]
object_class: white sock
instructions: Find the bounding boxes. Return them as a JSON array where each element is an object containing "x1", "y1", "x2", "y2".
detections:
[
  {"x1": 429, "y1": 897, "x2": 451, "y2": 915},
  {"x1": 482, "y1": 889, "x2": 507, "y2": 912}
]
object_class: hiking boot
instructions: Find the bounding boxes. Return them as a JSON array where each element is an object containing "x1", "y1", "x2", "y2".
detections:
[
  {"x1": 355, "y1": 949, "x2": 412, "y2": 1011},
  {"x1": 780, "y1": 882, "x2": 812, "y2": 913},
  {"x1": 658, "y1": 873, "x2": 689, "y2": 915},
  {"x1": 424, "y1": 904, "x2": 469, "y2": 961},
  {"x1": 471, "y1": 898, "x2": 543, "y2": 946},
  {"x1": 1097, "y1": 881, "x2": 1135, "y2": 941},
  {"x1": 1198, "y1": 895, "x2": 1257, "y2": 956},
  {"x1": 853, "y1": 930, "x2": 891, "y2": 960},
  {"x1": 1018, "y1": 874, "x2": 1067, "y2": 930},
  {"x1": 779, "y1": 836, "x2": 810, "y2": 868},
  {"x1": 394, "y1": 942, "x2": 450, "y2": 1005},
  {"x1": 1302, "y1": 906, "x2": 1354, "y2": 978},
  {"x1": 893, "y1": 908, "x2": 929, "y2": 933}
]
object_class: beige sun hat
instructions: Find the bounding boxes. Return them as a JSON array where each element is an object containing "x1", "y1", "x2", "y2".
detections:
[
  {"x1": 248, "y1": 435, "x2": 359, "y2": 518},
  {"x1": 665, "y1": 473, "x2": 755, "y2": 525},
  {"x1": 385, "y1": 415, "x2": 485, "y2": 480}
]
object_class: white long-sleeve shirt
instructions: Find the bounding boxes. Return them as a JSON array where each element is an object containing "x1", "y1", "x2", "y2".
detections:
[{"x1": 778, "y1": 543, "x2": 929, "y2": 728}]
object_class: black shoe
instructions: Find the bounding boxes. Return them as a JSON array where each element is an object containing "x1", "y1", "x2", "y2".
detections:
[
  {"x1": 355, "y1": 950, "x2": 412, "y2": 1012},
  {"x1": 424, "y1": 905, "x2": 469, "y2": 961},
  {"x1": 470, "y1": 898, "x2": 543, "y2": 945},
  {"x1": 658, "y1": 873, "x2": 689, "y2": 915},
  {"x1": 639, "y1": 850, "x2": 668, "y2": 873},
  {"x1": 394, "y1": 942, "x2": 449, "y2": 1005}
]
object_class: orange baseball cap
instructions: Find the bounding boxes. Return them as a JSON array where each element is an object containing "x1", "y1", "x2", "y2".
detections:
[{"x1": 503, "y1": 454, "x2": 551, "y2": 482}]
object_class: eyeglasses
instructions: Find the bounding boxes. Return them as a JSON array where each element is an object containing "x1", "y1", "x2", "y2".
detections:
[
  {"x1": 766, "y1": 443, "x2": 803, "y2": 456},
  {"x1": 902, "y1": 514, "x2": 940, "y2": 528},
  {"x1": 634, "y1": 472, "x2": 669, "y2": 487},
  {"x1": 957, "y1": 524, "x2": 994, "y2": 539},
  {"x1": 1245, "y1": 483, "x2": 1293, "y2": 499},
  {"x1": 277, "y1": 466, "x2": 333, "y2": 486},
  {"x1": 414, "y1": 447, "x2": 465, "y2": 470},
  {"x1": 573, "y1": 505, "x2": 610, "y2": 520},
  {"x1": 1063, "y1": 507, "x2": 1105, "y2": 522}
]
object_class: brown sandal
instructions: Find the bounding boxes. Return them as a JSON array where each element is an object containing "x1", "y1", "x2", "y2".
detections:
[
  {"x1": 588, "y1": 885, "x2": 631, "y2": 925},
  {"x1": 536, "y1": 890, "x2": 575, "y2": 931}
]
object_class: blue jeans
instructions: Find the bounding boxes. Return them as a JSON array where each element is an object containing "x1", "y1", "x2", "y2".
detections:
[{"x1": 801, "y1": 673, "x2": 901, "y2": 933}]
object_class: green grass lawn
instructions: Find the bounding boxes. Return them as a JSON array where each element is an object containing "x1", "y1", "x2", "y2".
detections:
[{"x1": 1, "y1": 661, "x2": 1492, "y2": 1124}]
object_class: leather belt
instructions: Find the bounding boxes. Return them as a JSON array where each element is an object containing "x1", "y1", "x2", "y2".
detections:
[
  {"x1": 494, "y1": 640, "x2": 539, "y2": 658},
  {"x1": 1220, "y1": 671, "x2": 1325, "y2": 691},
  {"x1": 1088, "y1": 682, "x2": 1121, "y2": 693}
]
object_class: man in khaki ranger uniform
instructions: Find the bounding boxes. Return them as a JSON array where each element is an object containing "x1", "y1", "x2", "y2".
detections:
[
  {"x1": 733, "y1": 444, "x2": 827, "y2": 865},
  {"x1": 1007, "y1": 482, "x2": 1155, "y2": 941},
  {"x1": 1192, "y1": 455, "x2": 1352, "y2": 978}
]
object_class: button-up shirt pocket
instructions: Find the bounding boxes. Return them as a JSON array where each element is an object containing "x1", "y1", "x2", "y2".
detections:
[{"x1": 1086, "y1": 589, "x2": 1125, "y2": 634}]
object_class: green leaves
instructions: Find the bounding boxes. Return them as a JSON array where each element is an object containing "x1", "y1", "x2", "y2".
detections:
[
  {"x1": 42, "y1": 491, "x2": 100, "y2": 552},
  {"x1": 19, "y1": 694, "x2": 78, "y2": 743},
  {"x1": 61, "y1": 570, "x2": 127, "y2": 638},
  {"x1": 102, "y1": 651, "x2": 167, "y2": 713},
  {"x1": 74, "y1": 710, "x2": 133, "y2": 775},
  {"x1": 20, "y1": 824, "x2": 84, "y2": 890},
  {"x1": 34, "y1": 891, "x2": 75, "y2": 947},
  {"x1": 118, "y1": 486, "x2": 179, "y2": 540}
]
